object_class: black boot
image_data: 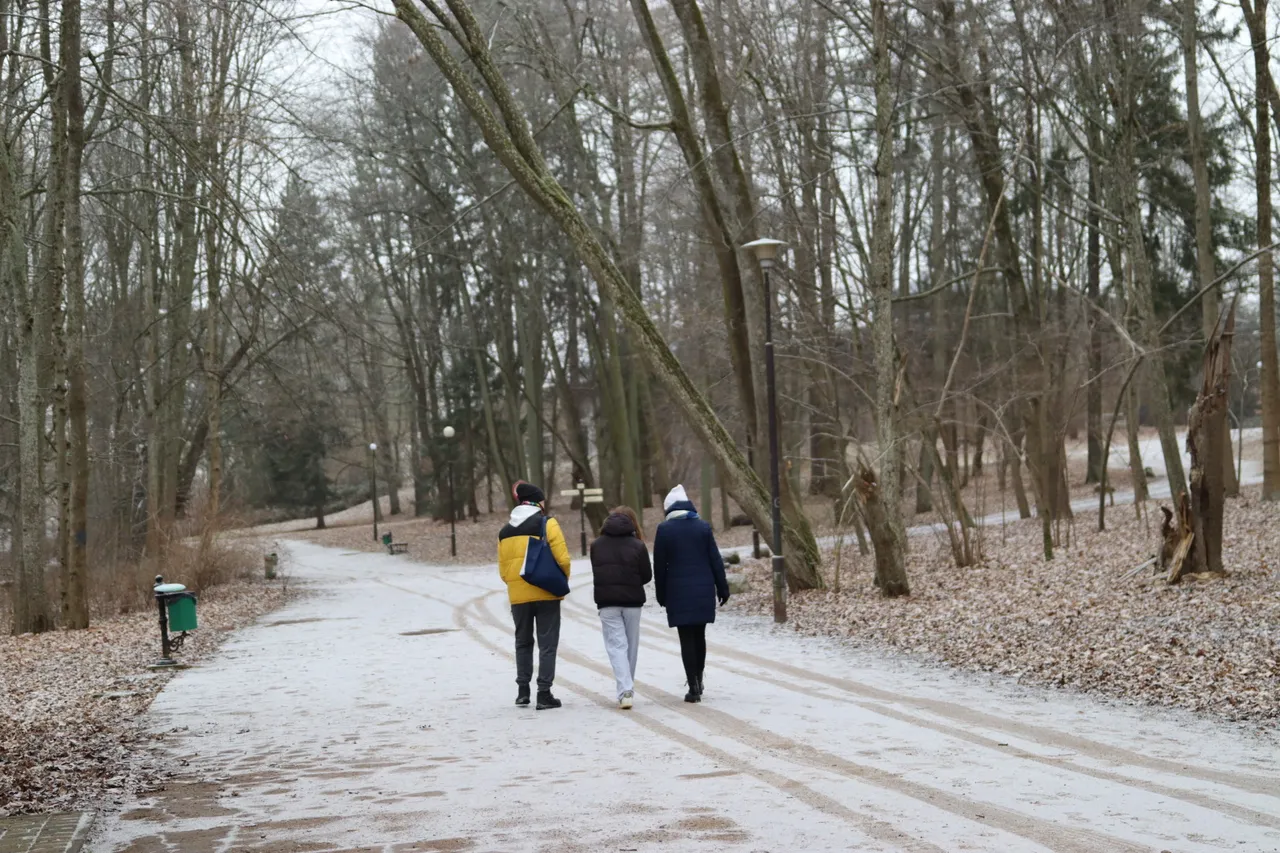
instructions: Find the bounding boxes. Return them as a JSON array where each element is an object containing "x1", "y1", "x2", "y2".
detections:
[
  {"x1": 684, "y1": 677, "x2": 701, "y2": 703},
  {"x1": 694, "y1": 674, "x2": 704, "y2": 698},
  {"x1": 536, "y1": 689, "x2": 562, "y2": 710},
  {"x1": 515, "y1": 685, "x2": 531, "y2": 706}
]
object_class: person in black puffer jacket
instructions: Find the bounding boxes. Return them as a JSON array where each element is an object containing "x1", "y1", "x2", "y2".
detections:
[{"x1": 589, "y1": 506, "x2": 652, "y2": 709}]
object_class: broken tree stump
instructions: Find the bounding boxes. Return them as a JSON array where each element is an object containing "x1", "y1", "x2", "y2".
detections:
[
  {"x1": 855, "y1": 464, "x2": 910, "y2": 597},
  {"x1": 1163, "y1": 298, "x2": 1235, "y2": 585}
]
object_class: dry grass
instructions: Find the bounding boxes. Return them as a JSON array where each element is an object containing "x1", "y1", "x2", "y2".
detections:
[{"x1": 0, "y1": 530, "x2": 272, "y2": 635}]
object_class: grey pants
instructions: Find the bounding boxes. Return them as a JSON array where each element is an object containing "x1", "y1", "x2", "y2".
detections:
[
  {"x1": 598, "y1": 607, "x2": 642, "y2": 700},
  {"x1": 512, "y1": 600, "x2": 561, "y2": 690}
]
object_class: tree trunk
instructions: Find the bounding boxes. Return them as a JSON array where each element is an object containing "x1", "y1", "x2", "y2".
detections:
[
  {"x1": 1086, "y1": 156, "x2": 1104, "y2": 485},
  {"x1": 459, "y1": 276, "x2": 514, "y2": 490},
  {"x1": 1183, "y1": 0, "x2": 1238, "y2": 498},
  {"x1": 599, "y1": 288, "x2": 641, "y2": 510},
  {"x1": 15, "y1": 311, "x2": 48, "y2": 634},
  {"x1": 812, "y1": 90, "x2": 840, "y2": 499},
  {"x1": 1248, "y1": 0, "x2": 1280, "y2": 500},
  {"x1": 867, "y1": 0, "x2": 908, "y2": 596},
  {"x1": 627, "y1": 0, "x2": 758, "y2": 457},
  {"x1": 492, "y1": 276, "x2": 528, "y2": 485},
  {"x1": 393, "y1": 0, "x2": 824, "y2": 588},
  {"x1": 59, "y1": 0, "x2": 88, "y2": 629},
  {"x1": 582, "y1": 278, "x2": 638, "y2": 510},
  {"x1": 915, "y1": 433, "x2": 935, "y2": 514},
  {"x1": 1107, "y1": 0, "x2": 1188, "y2": 501},
  {"x1": 661, "y1": 0, "x2": 815, "y2": 550},
  {"x1": 1125, "y1": 382, "x2": 1150, "y2": 508},
  {"x1": 857, "y1": 465, "x2": 908, "y2": 596},
  {"x1": 665, "y1": 0, "x2": 768, "y2": 441},
  {"x1": 4, "y1": 134, "x2": 51, "y2": 633},
  {"x1": 719, "y1": 464, "x2": 732, "y2": 531},
  {"x1": 545, "y1": 294, "x2": 607, "y2": 532},
  {"x1": 638, "y1": 375, "x2": 672, "y2": 502},
  {"x1": 518, "y1": 286, "x2": 545, "y2": 487},
  {"x1": 1182, "y1": 301, "x2": 1235, "y2": 580},
  {"x1": 143, "y1": 235, "x2": 165, "y2": 564},
  {"x1": 1029, "y1": 399, "x2": 1049, "y2": 558},
  {"x1": 972, "y1": 411, "x2": 989, "y2": 478},
  {"x1": 1009, "y1": 430, "x2": 1033, "y2": 519},
  {"x1": 197, "y1": 198, "x2": 223, "y2": 566},
  {"x1": 918, "y1": 107, "x2": 948, "y2": 516}
]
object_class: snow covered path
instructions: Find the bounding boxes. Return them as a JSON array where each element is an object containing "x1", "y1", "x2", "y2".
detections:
[{"x1": 88, "y1": 542, "x2": 1280, "y2": 852}]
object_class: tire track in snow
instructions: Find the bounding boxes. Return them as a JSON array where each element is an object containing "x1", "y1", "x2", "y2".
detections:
[
  {"x1": 556, "y1": 576, "x2": 1278, "y2": 799},
  {"x1": 699, "y1": 633, "x2": 1279, "y2": 797},
  {"x1": 457, "y1": 586, "x2": 1150, "y2": 853},
  {"x1": 376, "y1": 559, "x2": 1279, "y2": 840},
  {"x1": 403, "y1": 581, "x2": 948, "y2": 853},
  {"x1": 368, "y1": 548, "x2": 1277, "y2": 802},
  {"x1": 553, "y1": 590, "x2": 1280, "y2": 832}
]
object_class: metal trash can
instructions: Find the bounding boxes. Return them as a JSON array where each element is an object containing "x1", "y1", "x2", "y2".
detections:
[
  {"x1": 264, "y1": 552, "x2": 278, "y2": 580},
  {"x1": 167, "y1": 593, "x2": 198, "y2": 631},
  {"x1": 152, "y1": 577, "x2": 198, "y2": 668}
]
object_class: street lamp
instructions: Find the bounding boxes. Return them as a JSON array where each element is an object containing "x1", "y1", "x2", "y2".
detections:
[
  {"x1": 369, "y1": 442, "x2": 379, "y2": 544},
  {"x1": 742, "y1": 237, "x2": 787, "y2": 624},
  {"x1": 443, "y1": 425, "x2": 457, "y2": 557}
]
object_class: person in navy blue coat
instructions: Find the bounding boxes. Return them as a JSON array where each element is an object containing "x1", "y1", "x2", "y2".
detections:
[{"x1": 653, "y1": 485, "x2": 729, "y2": 703}]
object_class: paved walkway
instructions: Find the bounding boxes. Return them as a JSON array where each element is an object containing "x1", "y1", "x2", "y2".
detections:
[
  {"x1": 86, "y1": 542, "x2": 1280, "y2": 852},
  {"x1": 0, "y1": 814, "x2": 92, "y2": 853}
]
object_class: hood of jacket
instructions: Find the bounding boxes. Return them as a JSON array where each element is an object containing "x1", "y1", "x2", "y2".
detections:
[
  {"x1": 590, "y1": 519, "x2": 651, "y2": 610},
  {"x1": 601, "y1": 512, "x2": 637, "y2": 537},
  {"x1": 507, "y1": 503, "x2": 543, "y2": 533}
]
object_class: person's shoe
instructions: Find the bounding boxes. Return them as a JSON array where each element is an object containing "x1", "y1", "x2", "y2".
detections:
[
  {"x1": 536, "y1": 690, "x2": 562, "y2": 710},
  {"x1": 619, "y1": 691, "x2": 634, "y2": 710},
  {"x1": 515, "y1": 685, "x2": 531, "y2": 706},
  {"x1": 693, "y1": 675, "x2": 704, "y2": 698},
  {"x1": 684, "y1": 683, "x2": 700, "y2": 703}
]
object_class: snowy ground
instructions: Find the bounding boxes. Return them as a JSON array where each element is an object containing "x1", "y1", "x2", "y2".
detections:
[
  {"x1": 1066, "y1": 427, "x2": 1264, "y2": 494},
  {"x1": 85, "y1": 542, "x2": 1280, "y2": 852}
]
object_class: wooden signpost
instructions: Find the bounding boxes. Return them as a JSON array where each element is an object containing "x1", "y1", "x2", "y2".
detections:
[{"x1": 560, "y1": 483, "x2": 605, "y2": 555}]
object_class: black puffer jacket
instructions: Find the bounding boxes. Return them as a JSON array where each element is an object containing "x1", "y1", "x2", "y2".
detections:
[{"x1": 589, "y1": 513, "x2": 652, "y2": 609}]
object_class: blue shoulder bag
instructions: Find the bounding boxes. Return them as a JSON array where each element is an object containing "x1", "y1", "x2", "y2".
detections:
[{"x1": 520, "y1": 517, "x2": 570, "y2": 597}]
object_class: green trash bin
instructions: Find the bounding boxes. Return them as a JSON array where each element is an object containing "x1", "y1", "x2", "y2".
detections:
[
  {"x1": 381, "y1": 532, "x2": 392, "y2": 546},
  {"x1": 167, "y1": 593, "x2": 198, "y2": 632}
]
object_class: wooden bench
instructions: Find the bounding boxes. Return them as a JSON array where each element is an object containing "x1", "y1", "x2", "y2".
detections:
[{"x1": 388, "y1": 542, "x2": 408, "y2": 555}]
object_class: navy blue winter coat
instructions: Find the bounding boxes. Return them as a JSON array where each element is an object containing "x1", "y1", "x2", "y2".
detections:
[{"x1": 653, "y1": 503, "x2": 729, "y2": 627}]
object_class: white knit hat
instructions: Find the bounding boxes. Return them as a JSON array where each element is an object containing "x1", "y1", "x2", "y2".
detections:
[{"x1": 663, "y1": 484, "x2": 690, "y2": 511}]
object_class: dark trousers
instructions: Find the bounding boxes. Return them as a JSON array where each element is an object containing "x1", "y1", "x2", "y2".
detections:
[
  {"x1": 677, "y1": 624, "x2": 707, "y2": 684},
  {"x1": 512, "y1": 600, "x2": 561, "y2": 690}
]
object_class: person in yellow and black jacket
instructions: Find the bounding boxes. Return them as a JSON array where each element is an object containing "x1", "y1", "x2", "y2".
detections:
[{"x1": 497, "y1": 481, "x2": 571, "y2": 709}]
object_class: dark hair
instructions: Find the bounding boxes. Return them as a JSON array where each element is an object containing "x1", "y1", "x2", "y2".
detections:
[{"x1": 604, "y1": 505, "x2": 644, "y2": 540}]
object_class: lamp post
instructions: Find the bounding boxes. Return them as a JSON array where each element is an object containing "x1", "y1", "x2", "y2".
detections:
[
  {"x1": 369, "y1": 442, "x2": 379, "y2": 543},
  {"x1": 578, "y1": 483, "x2": 588, "y2": 556},
  {"x1": 742, "y1": 237, "x2": 787, "y2": 624},
  {"x1": 443, "y1": 425, "x2": 457, "y2": 557}
]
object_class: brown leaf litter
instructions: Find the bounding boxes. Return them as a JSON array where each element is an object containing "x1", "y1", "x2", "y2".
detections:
[
  {"x1": 734, "y1": 487, "x2": 1280, "y2": 729},
  {"x1": 1, "y1": 579, "x2": 294, "y2": 816}
]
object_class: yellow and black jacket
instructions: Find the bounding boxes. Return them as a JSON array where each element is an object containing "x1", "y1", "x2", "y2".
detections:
[{"x1": 497, "y1": 505, "x2": 572, "y2": 605}]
